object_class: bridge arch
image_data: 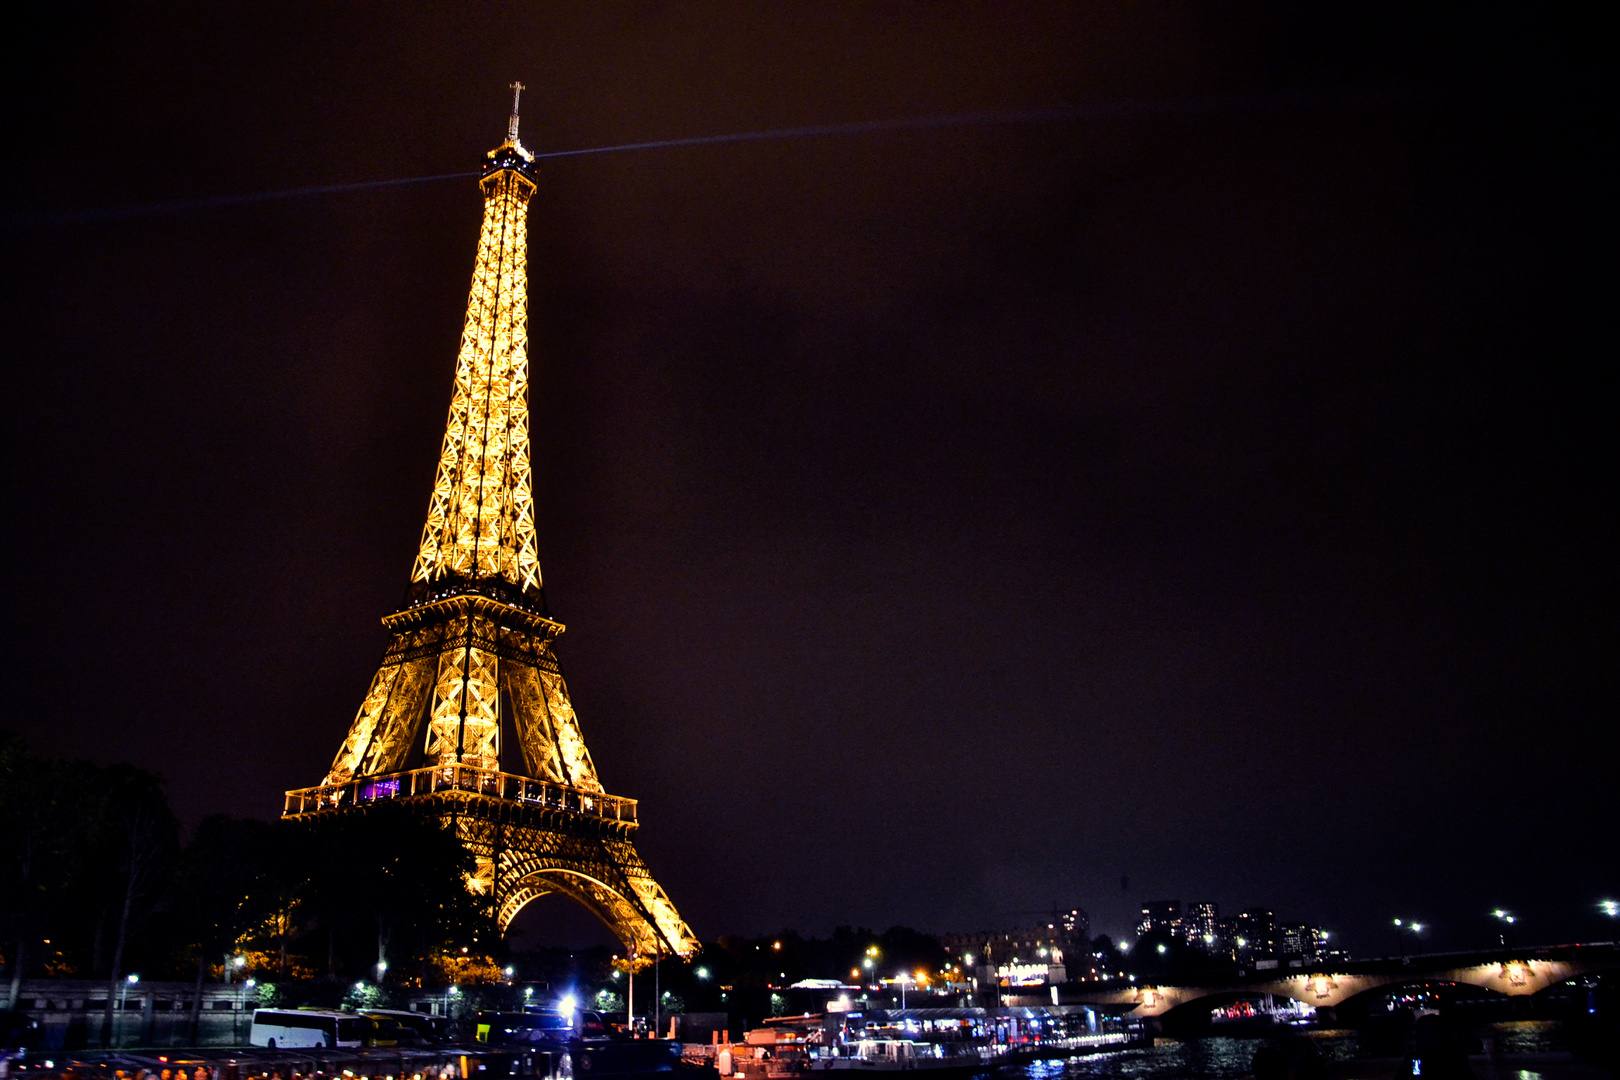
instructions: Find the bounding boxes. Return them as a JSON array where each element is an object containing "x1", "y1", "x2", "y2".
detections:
[
  {"x1": 1330, "y1": 977, "x2": 1514, "y2": 1023},
  {"x1": 1156, "y1": 990, "x2": 1305, "y2": 1036}
]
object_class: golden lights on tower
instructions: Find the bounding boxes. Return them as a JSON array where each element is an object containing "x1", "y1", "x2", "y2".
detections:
[{"x1": 287, "y1": 86, "x2": 697, "y2": 962}]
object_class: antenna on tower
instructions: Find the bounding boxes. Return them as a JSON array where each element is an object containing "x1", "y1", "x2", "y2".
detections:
[{"x1": 508, "y1": 81, "x2": 525, "y2": 143}]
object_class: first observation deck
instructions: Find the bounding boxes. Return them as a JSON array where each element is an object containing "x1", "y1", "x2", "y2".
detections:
[{"x1": 284, "y1": 762, "x2": 637, "y2": 823}]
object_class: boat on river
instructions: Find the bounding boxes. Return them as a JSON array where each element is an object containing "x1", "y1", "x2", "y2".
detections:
[{"x1": 819, "y1": 1038, "x2": 993, "y2": 1075}]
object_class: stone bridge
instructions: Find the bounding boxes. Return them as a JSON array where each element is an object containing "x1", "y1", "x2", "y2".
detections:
[{"x1": 1057, "y1": 942, "x2": 1617, "y2": 1025}]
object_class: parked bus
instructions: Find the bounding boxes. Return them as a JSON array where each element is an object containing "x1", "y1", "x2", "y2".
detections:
[
  {"x1": 249, "y1": 1009, "x2": 368, "y2": 1049},
  {"x1": 361, "y1": 1009, "x2": 451, "y2": 1045}
]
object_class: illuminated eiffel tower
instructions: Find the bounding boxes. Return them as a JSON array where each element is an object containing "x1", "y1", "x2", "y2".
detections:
[{"x1": 284, "y1": 86, "x2": 698, "y2": 962}]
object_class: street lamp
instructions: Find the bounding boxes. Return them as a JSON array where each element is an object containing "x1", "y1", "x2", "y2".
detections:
[
  {"x1": 862, "y1": 958, "x2": 875, "y2": 988},
  {"x1": 1491, "y1": 910, "x2": 1516, "y2": 948},
  {"x1": 119, "y1": 974, "x2": 140, "y2": 1047},
  {"x1": 1392, "y1": 919, "x2": 1423, "y2": 959},
  {"x1": 895, "y1": 972, "x2": 910, "y2": 1010},
  {"x1": 235, "y1": 978, "x2": 257, "y2": 1042},
  {"x1": 1600, "y1": 900, "x2": 1619, "y2": 919}
]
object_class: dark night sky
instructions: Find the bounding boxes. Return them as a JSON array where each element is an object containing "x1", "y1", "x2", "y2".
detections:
[{"x1": 2, "y1": 5, "x2": 1614, "y2": 957}]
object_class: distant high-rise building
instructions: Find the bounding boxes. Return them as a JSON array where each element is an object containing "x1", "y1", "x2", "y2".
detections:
[
  {"x1": 1137, "y1": 900, "x2": 1182, "y2": 937},
  {"x1": 1185, "y1": 902, "x2": 1220, "y2": 947},
  {"x1": 1059, "y1": 908, "x2": 1089, "y2": 938},
  {"x1": 1278, "y1": 922, "x2": 1320, "y2": 965},
  {"x1": 1220, "y1": 910, "x2": 1278, "y2": 966}
]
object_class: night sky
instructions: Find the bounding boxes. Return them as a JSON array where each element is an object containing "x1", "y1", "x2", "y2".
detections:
[{"x1": 3, "y1": 5, "x2": 1613, "y2": 958}]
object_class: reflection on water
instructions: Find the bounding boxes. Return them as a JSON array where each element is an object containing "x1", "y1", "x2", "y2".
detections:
[
  {"x1": 1008, "y1": 1037, "x2": 1256, "y2": 1078},
  {"x1": 995, "y1": 1022, "x2": 1569, "y2": 1080}
]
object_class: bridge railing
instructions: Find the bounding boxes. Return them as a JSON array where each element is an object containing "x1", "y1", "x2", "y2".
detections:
[{"x1": 283, "y1": 764, "x2": 637, "y2": 823}]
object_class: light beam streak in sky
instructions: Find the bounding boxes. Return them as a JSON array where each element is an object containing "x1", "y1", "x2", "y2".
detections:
[{"x1": 6, "y1": 89, "x2": 1410, "y2": 228}]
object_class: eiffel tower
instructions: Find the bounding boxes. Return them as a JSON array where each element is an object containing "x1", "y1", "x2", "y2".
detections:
[{"x1": 284, "y1": 85, "x2": 698, "y2": 963}]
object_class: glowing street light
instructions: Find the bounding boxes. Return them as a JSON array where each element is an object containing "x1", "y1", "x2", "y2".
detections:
[
  {"x1": 1392, "y1": 919, "x2": 1423, "y2": 959},
  {"x1": 1492, "y1": 909, "x2": 1517, "y2": 948},
  {"x1": 895, "y1": 972, "x2": 911, "y2": 1010},
  {"x1": 117, "y1": 974, "x2": 140, "y2": 1047},
  {"x1": 1600, "y1": 900, "x2": 1619, "y2": 918}
]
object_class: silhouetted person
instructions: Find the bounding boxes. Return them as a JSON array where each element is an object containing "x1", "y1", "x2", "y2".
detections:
[
  {"x1": 1406, "y1": 1014, "x2": 1474, "y2": 1079},
  {"x1": 1296, "y1": 1047, "x2": 1328, "y2": 1080},
  {"x1": 1251, "y1": 1044, "x2": 1287, "y2": 1080}
]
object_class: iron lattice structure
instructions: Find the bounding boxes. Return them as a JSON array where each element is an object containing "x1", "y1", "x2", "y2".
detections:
[{"x1": 284, "y1": 88, "x2": 698, "y2": 963}]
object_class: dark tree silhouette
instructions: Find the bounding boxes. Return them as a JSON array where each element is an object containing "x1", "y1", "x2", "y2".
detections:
[
  {"x1": 292, "y1": 802, "x2": 498, "y2": 981},
  {"x1": 96, "y1": 765, "x2": 178, "y2": 1047},
  {"x1": 174, "y1": 815, "x2": 279, "y2": 1041}
]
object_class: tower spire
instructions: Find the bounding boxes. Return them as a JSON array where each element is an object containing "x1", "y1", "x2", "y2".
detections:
[
  {"x1": 508, "y1": 80, "x2": 525, "y2": 145},
  {"x1": 411, "y1": 92, "x2": 540, "y2": 599}
]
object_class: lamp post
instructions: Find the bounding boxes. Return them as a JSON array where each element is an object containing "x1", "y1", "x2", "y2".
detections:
[
  {"x1": 895, "y1": 973, "x2": 910, "y2": 1011},
  {"x1": 1491, "y1": 910, "x2": 1516, "y2": 949},
  {"x1": 627, "y1": 954, "x2": 637, "y2": 1034},
  {"x1": 119, "y1": 974, "x2": 140, "y2": 1047},
  {"x1": 1392, "y1": 920, "x2": 1422, "y2": 960},
  {"x1": 238, "y1": 978, "x2": 255, "y2": 1043}
]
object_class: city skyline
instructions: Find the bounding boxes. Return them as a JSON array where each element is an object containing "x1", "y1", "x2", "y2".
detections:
[{"x1": 2, "y1": 5, "x2": 1611, "y2": 958}]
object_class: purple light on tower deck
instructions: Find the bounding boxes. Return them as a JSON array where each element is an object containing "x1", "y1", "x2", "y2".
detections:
[{"x1": 361, "y1": 777, "x2": 401, "y2": 801}]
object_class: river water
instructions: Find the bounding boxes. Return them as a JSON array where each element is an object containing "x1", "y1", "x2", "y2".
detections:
[{"x1": 994, "y1": 1021, "x2": 1594, "y2": 1079}]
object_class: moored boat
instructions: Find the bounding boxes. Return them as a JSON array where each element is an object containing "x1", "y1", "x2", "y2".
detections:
[{"x1": 819, "y1": 1038, "x2": 992, "y2": 1075}]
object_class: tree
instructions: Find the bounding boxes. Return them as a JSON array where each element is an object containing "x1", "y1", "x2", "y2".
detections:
[
  {"x1": 173, "y1": 816, "x2": 279, "y2": 1041},
  {"x1": 293, "y1": 803, "x2": 498, "y2": 981},
  {"x1": 0, "y1": 733, "x2": 104, "y2": 1009},
  {"x1": 95, "y1": 765, "x2": 178, "y2": 1047}
]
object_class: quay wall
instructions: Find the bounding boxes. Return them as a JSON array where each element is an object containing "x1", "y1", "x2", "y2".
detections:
[{"x1": 9, "y1": 980, "x2": 270, "y2": 1050}]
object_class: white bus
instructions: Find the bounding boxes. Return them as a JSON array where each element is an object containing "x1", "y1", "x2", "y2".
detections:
[{"x1": 249, "y1": 1009, "x2": 369, "y2": 1049}]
